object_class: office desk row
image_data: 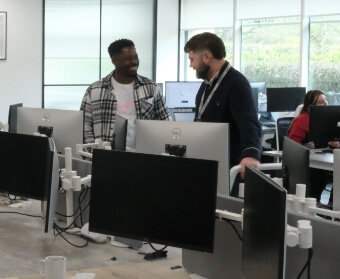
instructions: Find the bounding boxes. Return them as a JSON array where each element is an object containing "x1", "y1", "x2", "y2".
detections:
[
  {"x1": 183, "y1": 194, "x2": 340, "y2": 279},
  {"x1": 263, "y1": 149, "x2": 334, "y2": 171}
]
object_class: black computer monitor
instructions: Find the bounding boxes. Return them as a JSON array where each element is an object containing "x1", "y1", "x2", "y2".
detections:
[
  {"x1": 250, "y1": 82, "x2": 266, "y2": 95},
  {"x1": 112, "y1": 115, "x2": 128, "y2": 151},
  {"x1": 267, "y1": 87, "x2": 306, "y2": 112},
  {"x1": 0, "y1": 132, "x2": 59, "y2": 232},
  {"x1": 251, "y1": 88, "x2": 259, "y2": 112},
  {"x1": 165, "y1": 81, "x2": 202, "y2": 108},
  {"x1": 242, "y1": 166, "x2": 287, "y2": 279},
  {"x1": 16, "y1": 107, "x2": 84, "y2": 158},
  {"x1": 250, "y1": 82, "x2": 266, "y2": 112},
  {"x1": 309, "y1": 105, "x2": 340, "y2": 148},
  {"x1": 7, "y1": 103, "x2": 23, "y2": 133},
  {"x1": 88, "y1": 150, "x2": 218, "y2": 252},
  {"x1": 135, "y1": 120, "x2": 230, "y2": 195},
  {"x1": 282, "y1": 136, "x2": 310, "y2": 195}
]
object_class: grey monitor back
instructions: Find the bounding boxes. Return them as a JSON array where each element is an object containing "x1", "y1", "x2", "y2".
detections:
[
  {"x1": 17, "y1": 107, "x2": 83, "y2": 158},
  {"x1": 8, "y1": 103, "x2": 23, "y2": 133},
  {"x1": 136, "y1": 120, "x2": 230, "y2": 195}
]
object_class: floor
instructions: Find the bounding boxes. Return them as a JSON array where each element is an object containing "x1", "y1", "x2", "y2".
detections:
[
  {"x1": 0, "y1": 196, "x2": 183, "y2": 278},
  {"x1": 0, "y1": 180, "x2": 332, "y2": 278}
]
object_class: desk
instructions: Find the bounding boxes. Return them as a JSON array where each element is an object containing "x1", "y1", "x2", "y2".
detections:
[
  {"x1": 263, "y1": 149, "x2": 334, "y2": 171},
  {"x1": 2, "y1": 259, "x2": 190, "y2": 279}
]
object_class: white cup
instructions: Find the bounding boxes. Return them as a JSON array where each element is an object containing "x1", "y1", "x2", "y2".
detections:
[{"x1": 38, "y1": 256, "x2": 67, "y2": 279}]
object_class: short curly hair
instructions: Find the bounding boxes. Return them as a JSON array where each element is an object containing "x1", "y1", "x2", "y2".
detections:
[
  {"x1": 184, "y1": 32, "x2": 226, "y2": 59},
  {"x1": 108, "y1": 39, "x2": 135, "y2": 57}
]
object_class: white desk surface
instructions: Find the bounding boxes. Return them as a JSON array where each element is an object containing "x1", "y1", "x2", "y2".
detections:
[{"x1": 263, "y1": 149, "x2": 334, "y2": 171}]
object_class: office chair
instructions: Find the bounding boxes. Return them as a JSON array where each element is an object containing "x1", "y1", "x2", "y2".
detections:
[{"x1": 270, "y1": 117, "x2": 295, "y2": 151}]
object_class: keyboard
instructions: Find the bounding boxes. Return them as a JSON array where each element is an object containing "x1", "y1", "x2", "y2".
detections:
[
  {"x1": 322, "y1": 149, "x2": 334, "y2": 154},
  {"x1": 262, "y1": 123, "x2": 276, "y2": 128}
]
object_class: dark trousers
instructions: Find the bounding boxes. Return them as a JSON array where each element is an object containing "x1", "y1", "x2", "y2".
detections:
[{"x1": 309, "y1": 168, "x2": 329, "y2": 202}]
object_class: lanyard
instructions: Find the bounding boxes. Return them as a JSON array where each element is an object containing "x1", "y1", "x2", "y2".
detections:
[{"x1": 196, "y1": 63, "x2": 231, "y2": 121}]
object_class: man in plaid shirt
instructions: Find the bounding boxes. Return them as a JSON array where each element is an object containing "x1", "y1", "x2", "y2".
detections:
[{"x1": 80, "y1": 39, "x2": 171, "y2": 151}]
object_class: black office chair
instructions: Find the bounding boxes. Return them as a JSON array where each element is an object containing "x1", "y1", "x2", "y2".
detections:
[{"x1": 271, "y1": 117, "x2": 295, "y2": 151}]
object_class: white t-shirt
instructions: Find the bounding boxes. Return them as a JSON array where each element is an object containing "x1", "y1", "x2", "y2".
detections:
[{"x1": 112, "y1": 77, "x2": 137, "y2": 152}]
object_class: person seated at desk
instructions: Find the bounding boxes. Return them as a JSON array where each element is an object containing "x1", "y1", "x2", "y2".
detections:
[{"x1": 288, "y1": 90, "x2": 339, "y2": 207}]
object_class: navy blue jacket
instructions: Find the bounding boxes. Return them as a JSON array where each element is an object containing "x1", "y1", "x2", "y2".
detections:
[{"x1": 195, "y1": 62, "x2": 262, "y2": 167}]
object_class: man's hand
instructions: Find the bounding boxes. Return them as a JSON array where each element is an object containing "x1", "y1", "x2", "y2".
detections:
[
  {"x1": 328, "y1": 141, "x2": 340, "y2": 148},
  {"x1": 239, "y1": 157, "x2": 260, "y2": 179}
]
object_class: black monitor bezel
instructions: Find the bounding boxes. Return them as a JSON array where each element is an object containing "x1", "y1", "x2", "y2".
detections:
[
  {"x1": 266, "y1": 87, "x2": 306, "y2": 112},
  {"x1": 309, "y1": 105, "x2": 340, "y2": 148},
  {"x1": 0, "y1": 132, "x2": 56, "y2": 232},
  {"x1": 88, "y1": 150, "x2": 218, "y2": 253},
  {"x1": 281, "y1": 136, "x2": 310, "y2": 195},
  {"x1": 242, "y1": 166, "x2": 287, "y2": 279}
]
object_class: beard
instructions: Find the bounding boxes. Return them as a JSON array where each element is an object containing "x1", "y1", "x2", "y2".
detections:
[{"x1": 196, "y1": 61, "x2": 210, "y2": 80}]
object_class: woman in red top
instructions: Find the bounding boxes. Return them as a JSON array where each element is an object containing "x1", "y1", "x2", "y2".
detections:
[{"x1": 289, "y1": 90, "x2": 338, "y2": 205}]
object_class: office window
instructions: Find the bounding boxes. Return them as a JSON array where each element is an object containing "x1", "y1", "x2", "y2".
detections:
[
  {"x1": 44, "y1": 0, "x2": 155, "y2": 110},
  {"x1": 241, "y1": 17, "x2": 300, "y2": 87},
  {"x1": 309, "y1": 15, "x2": 340, "y2": 104},
  {"x1": 183, "y1": 28, "x2": 233, "y2": 81}
]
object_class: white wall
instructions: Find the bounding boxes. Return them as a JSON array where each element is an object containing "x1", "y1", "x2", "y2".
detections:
[
  {"x1": 0, "y1": 0, "x2": 43, "y2": 123},
  {"x1": 0, "y1": 0, "x2": 178, "y2": 123},
  {"x1": 156, "y1": 0, "x2": 179, "y2": 84}
]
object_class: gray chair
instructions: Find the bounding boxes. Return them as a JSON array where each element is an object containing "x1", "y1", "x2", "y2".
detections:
[{"x1": 271, "y1": 117, "x2": 295, "y2": 151}]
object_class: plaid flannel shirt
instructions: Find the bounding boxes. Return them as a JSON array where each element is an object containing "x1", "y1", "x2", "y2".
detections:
[{"x1": 80, "y1": 71, "x2": 171, "y2": 143}]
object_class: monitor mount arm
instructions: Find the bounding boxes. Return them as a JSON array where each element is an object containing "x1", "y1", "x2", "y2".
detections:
[
  {"x1": 229, "y1": 163, "x2": 283, "y2": 195},
  {"x1": 59, "y1": 146, "x2": 107, "y2": 242},
  {"x1": 227, "y1": 163, "x2": 313, "y2": 249},
  {"x1": 75, "y1": 139, "x2": 112, "y2": 159},
  {"x1": 288, "y1": 183, "x2": 340, "y2": 221},
  {"x1": 60, "y1": 147, "x2": 92, "y2": 227}
]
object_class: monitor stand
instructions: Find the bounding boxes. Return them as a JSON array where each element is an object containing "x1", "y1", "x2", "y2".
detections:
[{"x1": 111, "y1": 236, "x2": 143, "y2": 250}]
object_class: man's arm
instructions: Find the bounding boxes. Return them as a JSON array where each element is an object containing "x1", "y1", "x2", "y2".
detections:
[
  {"x1": 80, "y1": 89, "x2": 95, "y2": 144},
  {"x1": 239, "y1": 157, "x2": 260, "y2": 179},
  {"x1": 231, "y1": 80, "x2": 262, "y2": 174},
  {"x1": 153, "y1": 85, "x2": 172, "y2": 120}
]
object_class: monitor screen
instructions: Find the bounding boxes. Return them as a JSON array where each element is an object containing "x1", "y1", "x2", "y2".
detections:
[
  {"x1": 242, "y1": 166, "x2": 287, "y2": 279},
  {"x1": 88, "y1": 150, "x2": 218, "y2": 252},
  {"x1": 173, "y1": 112, "x2": 195, "y2": 122},
  {"x1": 0, "y1": 132, "x2": 59, "y2": 232},
  {"x1": 266, "y1": 87, "x2": 306, "y2": 112},
  {"x1": 8, "y1": 103, "x2": 23, "y2": 133},
  {"x1": 250, "y1": 82, "x2": 266, "y2": 112},
  {"x1": 309, "y1": 105, "x2": 340, "y2": 148},
  {"x1": 165, "y1": 81, "x2": 202, "y2": 108},
  {"x1": 136, "y1": 120, "x2": 230, "y2": 195},
  {"x1": 250, "y1": 82, "x2": 266, "y2": 95},
  {"x1": 16, "y1": 107, "x2": 84, "y2": 158},
  {"x1": 282, "y1": 136, "x2": 310, "y2": 195}
]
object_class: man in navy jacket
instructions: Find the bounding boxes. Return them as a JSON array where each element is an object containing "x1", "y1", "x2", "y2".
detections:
[{"x1": 184, "y1": 32, "x2": 262, "y2": 196}]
